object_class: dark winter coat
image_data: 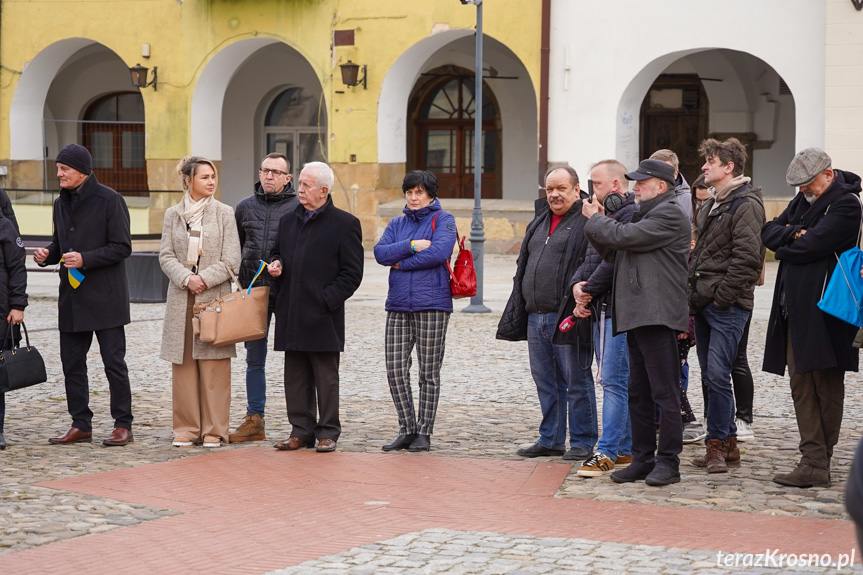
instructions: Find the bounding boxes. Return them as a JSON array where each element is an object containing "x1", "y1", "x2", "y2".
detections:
[
  {"x1": 762, "y1": 169, "x2": 862, "y2": 375},
  {"x1": 272, "y1": 196, "x2": 364, "y2": 353},
  {"x1": 584, "y1": 190, "x2": 690, "y2": 335},
  {"x1": 688, "y1": 182, "x2": 765, "y2": 314},
  {"x1": 0, "y1": 214, "x2": 26, "y2": 316},
  {"x1": 39, "y1": 174, "x2": 131, "y2": 332},
  {"x1": 235, "y1": 180, "x2": 299, "y2": 311},
  {"x1": 0, "y1": 189, "x2": 19, "y2": 233},
  {"x1": 496, "y1": 201, "x2": 590, "y2": 346},
  {"x1": 571, "y1": 193, "x2": 637, "y2": 317},
  {"x1": 373, "y1": 199, "x2": 457, "y2": 313}
]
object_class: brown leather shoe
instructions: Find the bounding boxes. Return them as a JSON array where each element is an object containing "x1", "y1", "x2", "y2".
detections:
[
  {"x1": 693, "y1": 437, "x2": 740, "y2": 467},
  {"x1": 274, "y1": 436, "x2": 313, "y2": 451},
  {"x1": 316, "y1": 438, "x2": 337, "y2": 453},
  {"x1": 48, "y1": 427, "x2": 93, "y2": 445},
  {"x1": 103, "y1": 428, "x2": 133, "y2": 447},
  {"x1": 705, "y1": 438, "x2": 727, "y2": 473}
]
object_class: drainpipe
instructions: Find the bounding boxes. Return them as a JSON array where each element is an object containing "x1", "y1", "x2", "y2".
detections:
[{"x1": 538, "y1": 0, "x2": 551, "y2": 197}]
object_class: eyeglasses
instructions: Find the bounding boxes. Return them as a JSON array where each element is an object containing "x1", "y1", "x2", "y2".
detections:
[{"x1": 259, "y1": 168, "x2": 288, "y2": 177}]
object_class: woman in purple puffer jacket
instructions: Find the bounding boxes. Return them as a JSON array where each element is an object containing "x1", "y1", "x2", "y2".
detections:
[{"x1": 373, "y1": 171, "x2": 457, "y2": 453}]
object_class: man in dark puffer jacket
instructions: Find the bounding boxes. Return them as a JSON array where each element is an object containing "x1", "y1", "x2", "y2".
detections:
[
  {"x1": 229, "y1": 153, "x2": 299, "y2": 442},
  {"x1": 687, "y1": 138, "x2": 765, "y2": 474}
]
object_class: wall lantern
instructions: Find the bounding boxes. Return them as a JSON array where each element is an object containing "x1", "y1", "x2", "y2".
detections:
[
  {"x1": 130, "y1": 63, "x2": 158, "y2": 91},
  {"x1": 339, "y1": 61, "x2": 367, "y2": 90}
]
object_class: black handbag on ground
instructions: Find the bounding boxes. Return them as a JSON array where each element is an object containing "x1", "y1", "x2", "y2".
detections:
[{"x1": 0, "y1": 322, "x2": 48, "y2": 393}]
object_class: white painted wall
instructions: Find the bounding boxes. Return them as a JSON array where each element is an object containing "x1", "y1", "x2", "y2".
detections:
[
  {"x1": 549, "y1": 0, "x2": 825, "y2": 196},
  {"x1": 219, "y1": 42, "x2": 323, "y2": 207},
  {"x1": 378, "y1": 31, "x2": 538, "y2": 200}
]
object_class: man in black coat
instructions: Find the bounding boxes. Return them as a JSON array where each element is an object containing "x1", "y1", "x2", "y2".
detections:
[
  {"x1": 496, "y1": 166, "x2": 595, "y2": 461},
  {"x1": 33, "y1": 144, "x2": 133, "y2": 447},
  {"x1": 267, "y1": 162, "x2": 363, "y2": 453},
  {"x1": 762, "y1": 148, "x2": 862, "y2": 488},
  {"x1": 228, "y1": 152, "x2": 299, "y2": 443}
]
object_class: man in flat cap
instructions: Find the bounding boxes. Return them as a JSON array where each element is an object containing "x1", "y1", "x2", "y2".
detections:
[
  {"x1": 33, "y1": 144, "x2": 134, "y2": 446},
  {"x1": 762, "y1": 148, "x2": 862, "y2": 487},
  {"x1": 687, "y1": 138, "x2": 765, "y2": 474},
  {"x1": 582, "y1": 159, "x2": 690, "y2": 486}
]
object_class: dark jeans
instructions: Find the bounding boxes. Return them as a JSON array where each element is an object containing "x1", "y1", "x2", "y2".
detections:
[
  {"x1": 59, "y1": 327, "x2": 133, "y2": 432},
  {"x1": 0, "y1": 392, "x2": 4, "y2": 432},
  {"x1": 283, "y1": 350, "x2": 341, "y2": 442},
  {"x1": 244, "y1": 312, "x2": 273, "y2": 417},
  {"x1": 695, "y1": 303, "x2": 749, "y2": 441},
  {"x1": 627, "y1": 325, "x2": 682, "y2": 470},
  {"x1": 702, "y1": 315, "x2": 754, "y2": 424}
]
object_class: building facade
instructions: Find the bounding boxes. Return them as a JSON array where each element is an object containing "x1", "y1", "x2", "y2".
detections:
[{"x1": 0, "y1": 0, "x2": 860, "y2": 248}]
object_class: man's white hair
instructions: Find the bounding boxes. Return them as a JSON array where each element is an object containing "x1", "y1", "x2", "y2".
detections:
[{"x1": 302, "y1": 161, "x2": 334, "y2": 192}]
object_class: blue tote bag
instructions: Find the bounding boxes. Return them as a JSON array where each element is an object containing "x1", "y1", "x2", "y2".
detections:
[{"x1": 818, "y1": 201, "x2": 863, "y2": 326}]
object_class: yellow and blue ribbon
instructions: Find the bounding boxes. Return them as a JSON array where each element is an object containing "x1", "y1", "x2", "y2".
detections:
[
  {"x1": 248, "y1": 260, "x2": 266, "y2": 294},
  {"x1": 60, "y1": 258, "x2": 85, "y2": 289}
]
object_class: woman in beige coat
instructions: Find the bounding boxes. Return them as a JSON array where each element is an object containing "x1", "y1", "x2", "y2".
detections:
[{"x1": 159, "y1": 156, "x2": 241, "y2": 447}]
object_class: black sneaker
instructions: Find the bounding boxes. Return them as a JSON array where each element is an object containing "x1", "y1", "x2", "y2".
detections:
[
  {"x1": 645, "y1": 465, "x2": 680, "y2": 486},
  {"x1": 562, "y1": 447, "x2": 593, "y2": 461},
  {"x1": 610, "y1": 462, "x2": 654, "y2": 483},
  {"x1": 516, "y1": 442, "x2": 565, "y2": 458}
]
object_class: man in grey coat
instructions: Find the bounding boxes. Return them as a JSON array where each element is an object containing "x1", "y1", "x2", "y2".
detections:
[{"x1": 582, "y1": 159, "x2": 690, "y2": 486}]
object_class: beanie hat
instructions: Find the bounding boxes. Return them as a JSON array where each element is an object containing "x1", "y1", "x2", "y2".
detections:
[{"x1": 56, "y1": 144, "x2": 93, "y2": 176}]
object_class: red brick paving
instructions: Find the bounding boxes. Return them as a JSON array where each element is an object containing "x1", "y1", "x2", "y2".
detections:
[{"x1": 0, "y1": 448, "x2": 856, "y2": 574}]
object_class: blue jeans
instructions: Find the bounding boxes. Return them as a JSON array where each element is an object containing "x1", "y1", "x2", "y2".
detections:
[
  {"x1": 695, "y1": 303, "x2": 749, "y2": 441},
  {"x1": 593, "y1": 318, "x2": 631, "y2": 457},
  {"x1": 527, "y1": 313, "x2": 597, "y2": 450},
  {"x1": 244, "y1": 312, "x2": 273, "y2": 416}
]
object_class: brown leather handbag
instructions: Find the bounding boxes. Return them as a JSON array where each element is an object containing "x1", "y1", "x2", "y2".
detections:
[{"x1": 193, "y1": 263, "x2": 269, "y2": 347}]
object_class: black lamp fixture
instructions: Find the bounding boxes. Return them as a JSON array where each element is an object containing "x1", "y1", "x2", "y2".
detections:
[
  {"x1": 339, "y1": 60, "x2": 367, "y2": 89},
  {"x1": 129, "y1": 63, "x2": 158, "y2": 91}
]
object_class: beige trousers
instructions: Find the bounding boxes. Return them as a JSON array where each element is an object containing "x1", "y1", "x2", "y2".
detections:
[{"x1": 172, "y1": 293, "x2": 231, "y2": 443}]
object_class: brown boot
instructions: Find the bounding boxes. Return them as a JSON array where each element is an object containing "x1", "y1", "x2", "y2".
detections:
[
  {"x1": 773, "y1": 463, "x2": 831, "y2": 488},
  {"x1": 692, "y1": 437, "x2": 739, "y2": 467},
  {"x1": 229, "y1": 414, "x2": 265, "y2": 443},
  {"x1": 692, "y1": 439, "x2": 728, "y2": 473}
]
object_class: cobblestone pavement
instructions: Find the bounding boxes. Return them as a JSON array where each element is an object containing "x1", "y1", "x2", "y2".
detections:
[
  {"x1": 1, "y1": 257, "x2": 861, "y2": 573},
  {"x1": 267, "y1": 529, "x2": 856, "y2": 575}
]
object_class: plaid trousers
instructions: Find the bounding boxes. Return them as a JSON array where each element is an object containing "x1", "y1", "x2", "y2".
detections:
[{"x1": 385, "y1": 310, "x2": 450, "y2": 435}]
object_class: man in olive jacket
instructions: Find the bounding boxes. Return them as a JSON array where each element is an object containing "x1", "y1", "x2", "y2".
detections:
[
  {"x1": 763, "y1": 148, "x2": 862, "y2": 488},
  {"x1": 267, "y1": 162, "x2": 363, "y2": 453},
  {"x1": 687, "y1": 138, "x2": 765, "y2": 474},
  {"x1": 582, "y1": 159, "x2": 690, "y2": 486},
  {"x1": 34, "y1": 144, "x2": 133, "y2": 447}
]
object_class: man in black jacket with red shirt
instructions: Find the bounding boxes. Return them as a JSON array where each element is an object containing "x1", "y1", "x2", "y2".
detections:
[
  {"x1": 763, "y1": 148, "x2": 862, "y2": 488},
  {"x1": 34, "y1": 144, "x2": 133, "y2": 447}
]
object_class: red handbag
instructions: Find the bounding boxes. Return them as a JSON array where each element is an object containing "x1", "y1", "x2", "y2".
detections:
[{"x1": 432, "y1": 213, "x2": 477, "y2": 299}]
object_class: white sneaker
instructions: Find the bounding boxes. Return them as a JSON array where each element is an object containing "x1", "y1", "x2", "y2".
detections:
[
  {"x1": 682, "y1": 421, "x2": 706, "y2": 444},
  {"x1": 172, "y1": 436, "x2": 194, "y2": 447},
  {"x1": 735, "y1": 419, "x2": 754, "y2": 442},
  {"x1": 202, "y1": 435, "x2": 222, "y2": 448}
]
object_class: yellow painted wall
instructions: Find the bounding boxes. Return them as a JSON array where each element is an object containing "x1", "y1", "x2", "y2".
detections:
[{"x1": 0, "y1": 0, "x2": 540, "y2": 165}]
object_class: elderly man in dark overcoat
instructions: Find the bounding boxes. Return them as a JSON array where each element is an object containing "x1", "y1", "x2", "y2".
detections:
[
  {"x1": 33, "y1": 144, "x2": 133, "y2": 446},
  {"x1": 582, "y1": 159, "x2": 690, "y2": 487},
  {"x1": 267, "y1": 161, "x2": 363, "y2": 453},
  {"x1": 762, "y1": 148, "x2": 862, "y2": 488}
]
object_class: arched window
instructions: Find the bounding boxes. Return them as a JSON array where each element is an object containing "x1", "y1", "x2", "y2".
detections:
[
  {"x1": 413, "y1": 75, "x2": 500, "y2": 199},
  {"x1": 264, "y1": 87, "x2": 327, "y2": 180},
  {"x1": 82, "y1": 92, "x2": 147, "y2": 194}
]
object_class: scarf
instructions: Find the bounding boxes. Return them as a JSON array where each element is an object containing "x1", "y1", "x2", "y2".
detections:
[
  {"x1": 708, "y1": 175, "x2": 751, "y2": 215},
  {"x1": 181, "y1": 193, "x2": 211, "y2": 267}
]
